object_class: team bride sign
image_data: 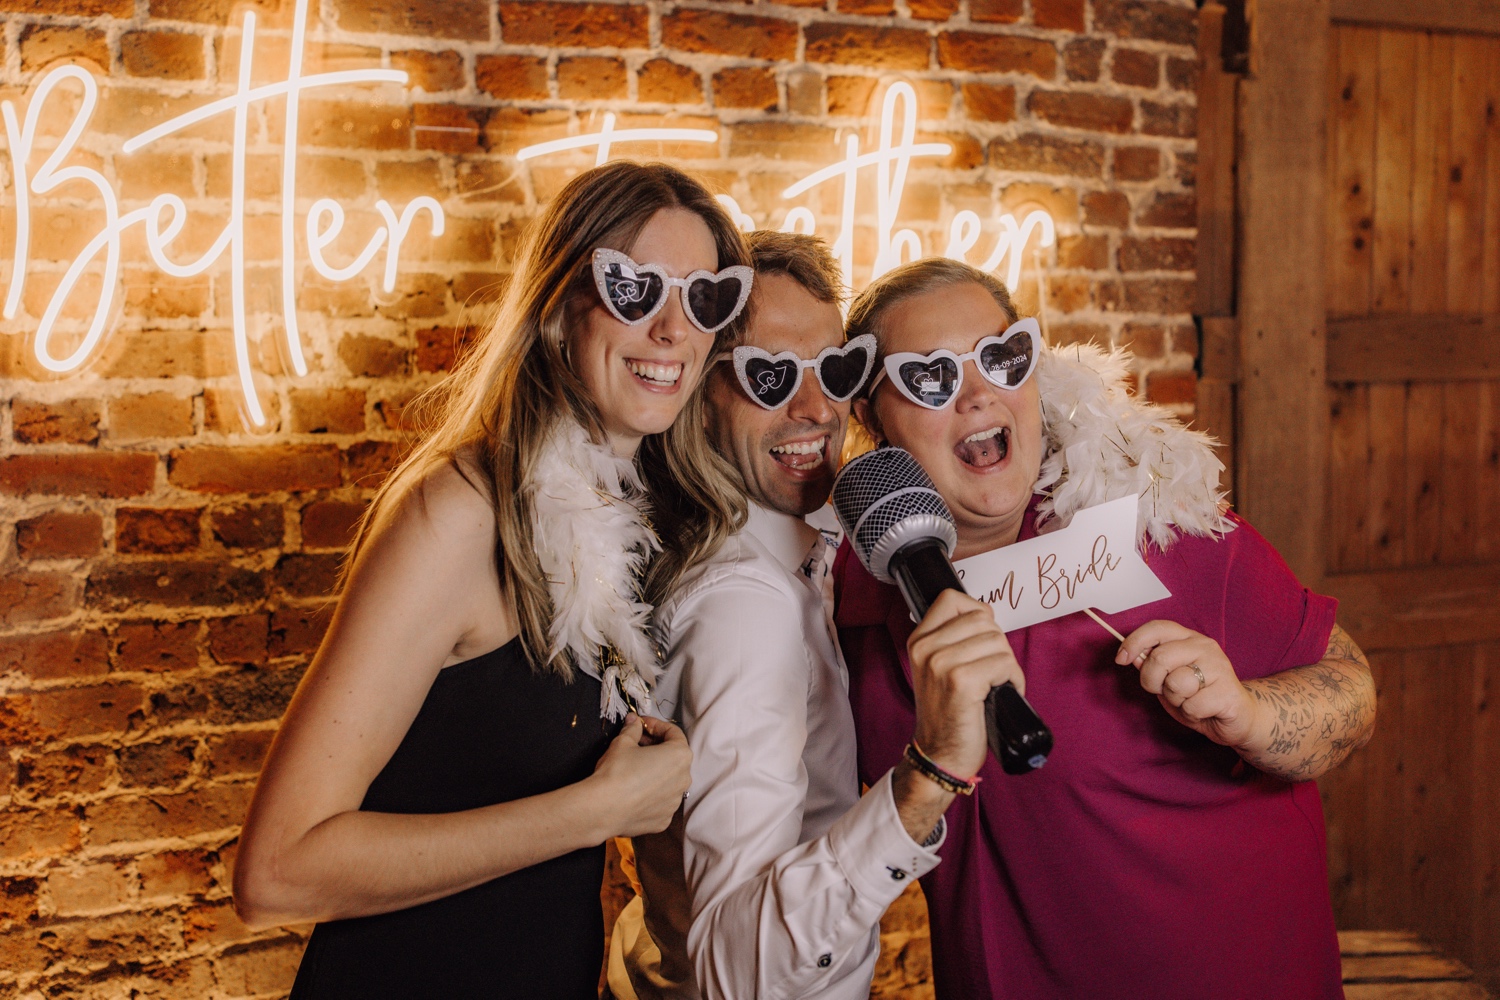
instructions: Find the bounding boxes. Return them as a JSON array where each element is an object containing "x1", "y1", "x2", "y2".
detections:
[
  {"x1": 2, "y1": 0, "x2": 1054, "y2": 425},
  {"x1": 954, "y1": 495, "x2": 1171, "y2": 633}
]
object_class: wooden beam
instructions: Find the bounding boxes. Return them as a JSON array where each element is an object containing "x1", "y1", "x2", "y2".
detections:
[
  {"x1": 1327, "y1": 314, "x2": 1500, "y2": 382},
  {"x1": 1199, "y1": 316, "x2": 1240, "y2": 381},
  {"x1": 1236, "y1": 0, "x2": 1331, "y2": 582},
  {"x1": 1324, "y1": 562, "x2": 1500, "y2": 651},
  {"x1": 1330, "y1": 0, "x2": 1500, "y2": 36},
  {"x1": 1197, "y1": 3, "x2": 1239, "y2": 317}
]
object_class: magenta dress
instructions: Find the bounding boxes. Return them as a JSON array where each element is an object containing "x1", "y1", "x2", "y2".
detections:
[{"x1": 834, "y1": 496, "x2": 1345, "y2": 1000}]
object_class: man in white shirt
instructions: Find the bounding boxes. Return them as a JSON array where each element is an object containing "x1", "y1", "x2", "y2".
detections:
[{"x1": 607, "y1": 232, "x2": 1012, "y2": 1000}]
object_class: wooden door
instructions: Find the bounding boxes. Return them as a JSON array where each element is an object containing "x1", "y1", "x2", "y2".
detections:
[
  {"x1": 1317, "y1": 22, "x2": 1500, "y2": 989},
  {"x1": 1198, "y1": 2, "x2": 1500, "y2": 991}
]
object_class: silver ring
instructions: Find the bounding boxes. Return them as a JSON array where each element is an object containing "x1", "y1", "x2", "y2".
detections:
[{"x1": 1191, "y1": 664, "x2": 1206, "y2": 693}]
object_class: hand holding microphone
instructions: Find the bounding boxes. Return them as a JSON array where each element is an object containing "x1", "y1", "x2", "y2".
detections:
[{"x1": 832, "y1": 446, "x2": 1052, "y2": 776}]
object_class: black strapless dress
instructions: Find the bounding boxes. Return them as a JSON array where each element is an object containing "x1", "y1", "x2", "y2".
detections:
[{"x1": 289, "y1": 638, "x2": 619, "y2": 1000}]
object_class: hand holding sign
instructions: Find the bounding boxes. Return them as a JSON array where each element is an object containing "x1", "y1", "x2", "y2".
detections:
[
  {"x1": 1115, "y1": 620, "x2": 1258, "y2": 751},
  {"x1": 952, "y1": 495, "x2": 1171, "y2": 633}
]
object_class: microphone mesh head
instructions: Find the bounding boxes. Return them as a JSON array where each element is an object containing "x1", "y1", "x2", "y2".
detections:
[{"x1": 831, "y1": 446, "x2": 957, "y2": 582}]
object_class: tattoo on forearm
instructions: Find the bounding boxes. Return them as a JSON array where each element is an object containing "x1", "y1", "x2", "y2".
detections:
[{"x1": 1242, "y1": 624, "x2": 1376, "y2": 781}]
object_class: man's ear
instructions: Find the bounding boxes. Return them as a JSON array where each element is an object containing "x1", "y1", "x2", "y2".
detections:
[{"x1": 852, "y1": 397, "x2": 881, "y2": 444}]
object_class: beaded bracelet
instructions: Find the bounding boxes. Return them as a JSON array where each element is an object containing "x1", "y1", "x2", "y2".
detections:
[{"x1": 903, "y1": 740, "x2": 981, "y2": 796}]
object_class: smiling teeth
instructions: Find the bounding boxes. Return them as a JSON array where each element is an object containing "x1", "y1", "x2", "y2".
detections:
[
  {"x1": 771, "y1": 438, "x2": 826, "y2": 455},
  {"x1": 963, "y1": 426, "x2": 1006, "y2": 443},
  {"x1": 628, "y1": 360, "x2": 682, "y2": 385}
]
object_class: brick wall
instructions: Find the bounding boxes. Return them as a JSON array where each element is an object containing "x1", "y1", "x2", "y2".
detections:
[{"x1": 0, "y1": 0, "x2": 1196, "y2": 995}]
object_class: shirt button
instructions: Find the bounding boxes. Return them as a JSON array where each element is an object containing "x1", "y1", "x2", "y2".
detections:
[
  {"x1": 887, "y1": 866, "x2": 906, "y2": 881},
  {"x1": 817, "y1": 954, "x2": 832, "y2": 969}
]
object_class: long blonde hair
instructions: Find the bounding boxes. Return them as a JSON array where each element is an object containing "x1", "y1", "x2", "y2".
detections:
[{"x1": 352, "y1": 161, "x2": 749, "y2": 679}]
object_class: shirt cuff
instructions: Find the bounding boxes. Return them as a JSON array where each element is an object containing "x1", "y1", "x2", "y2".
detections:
[{"x1": 824, "y1": 769, "x2": 944, "y2": 907}]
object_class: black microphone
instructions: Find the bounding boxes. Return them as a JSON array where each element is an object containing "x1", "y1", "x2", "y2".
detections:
[{"x1": 832, "y1": 446, "x2": 1053, "y2": 775}]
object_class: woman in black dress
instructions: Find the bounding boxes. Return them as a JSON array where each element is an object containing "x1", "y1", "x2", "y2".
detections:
[{"x1": 233, "y1": 162, "x2": 755, "y2": 999}]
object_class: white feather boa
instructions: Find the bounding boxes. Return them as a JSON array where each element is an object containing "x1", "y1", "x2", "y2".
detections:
[
  {"x1": 1033, "y1": 343, "x2": 1233, "y2": 551},
  {"x1": 530, "y1": 418, "x2": 660, "y2": 721}
]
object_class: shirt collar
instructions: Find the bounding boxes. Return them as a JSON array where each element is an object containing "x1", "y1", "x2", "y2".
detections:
[{"x1": 743, "y1": 501, "x2": 821, "y2": 577}]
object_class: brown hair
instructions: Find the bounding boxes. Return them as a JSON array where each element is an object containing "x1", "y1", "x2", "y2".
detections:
[
  {"x1": 351, "y1": 161, "x2": 749, "y2": 679},
  {"x1": 745, "y1": 230, "x2": 844, "y2": 305}
]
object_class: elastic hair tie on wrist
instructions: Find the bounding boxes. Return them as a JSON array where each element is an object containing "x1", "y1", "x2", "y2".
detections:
[{"x1": 904, "y1": 740, "x2": 981, "y2": 796}]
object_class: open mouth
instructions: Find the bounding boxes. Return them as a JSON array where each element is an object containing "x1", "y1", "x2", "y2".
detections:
[
  {"x1": 626, "y1": 358, "x2": 683, "y2": 389},
  {"x1": 953, "y1": 426, "x2": 1009, "y2": 470},
  {"x1": 769, "y1": 436, "x2": 828, "y2": 471}
]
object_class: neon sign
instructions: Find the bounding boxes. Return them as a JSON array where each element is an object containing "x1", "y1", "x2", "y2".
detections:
[
  {"x1": 516, "y1": 82, "x2": 1056, "y2": 294},
  {"x1": 0, "y1": 0, "x2": 444, "y2": 426}
]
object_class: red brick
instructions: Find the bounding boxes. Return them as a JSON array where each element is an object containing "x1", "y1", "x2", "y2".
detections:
[
  {"x1": 205, "y1": 729, "x2": 274, "y2": 777},
  {"x1": 1056, "y1": 233, "x2": 1110, "y2": 270},
  {"x1": 270, "y1": 607, "x2": 332, "y2": 658},
  {"x1": 0, "y1": 877, "x2": 39, "y2": 923},
  {"x1": 908, "y1": 0, "x2": 959, "y2": 21},
  {"x1": 1141, "y1": 100, "x2": 1195, "y2": 138},
  {"x1": 1167, "y1": 55, "x2": 1199, "y2": 91},
  {"x1": 0, "y1": 571, "x2": 79, "y2": 626},
  {"x1": 17, "y1": 510, "x2": 103, "y2": 560},
  {"x1": 336, "y1": 335, "x2": 407, "y2": 378},
  {"x1": 334, "y1": 0, "x2": 490, "y2": 40},
  {"x1": 1147, "y1": 369, "x2": 1197, "y2": 405},
  {"x1": 50, "y1": 862, "x2": 133, "y2": 915},
  {"x1": 1095, "y1": 0, "x2": 1197, "y2": 46},
  {"x1": 1124, "y1": 277, "x2": 1195, "y2": 313},
  {"x1": 391, "y1": 49, "x2": 465, "y2": 93},
  {"x1": 18, "y1": 25, "x2": 107, "y2": 72},
  {"x1": 1064, "y1": 37, "x2": 1105, "y2": 81},
  {"x1": 301, "y1": 500, "x2": 366, "y2": 549},
  {"x1": 414, "y1": 102, "x2": 485, "y2": 154},
  {"x1": 729, "y1": 122, "x2": 836, "y2": 161},
  {"x1": 1114, "y1": 145, "x2": 1161, "y2": 181},
  {"x1": 937, "y1": 32, "x2": 1055, "y2": 78},
  {"x1": 288, "y1": 390, "x2": 366, "y2": 435},
  {"x1": 116, "y1": 507, "x2": 202, "y2": 554},
  {"x1": 961, "y1": 83, "x2": 1016, "y2": 122},
  {"x1": 110, "y1": 392, "x2": 195, "y2": 440},
  {"x1": 638, "y1": 59, "x2": 701, "y2": 105},
  {"x1": 476, "y1": 54, "x2": 548, "y2": 100},
  {"x1": 85, "y1": 783, "x2": 251, "y2": 846},
  {"x1": 169, "y1": 445, "x2": 341, "y2": 493},
  {"x1": 1117, "y1": 321, "x2": 1168, "y2": 358},
  {"x1": 294, "y1": 101, "x2": 412, "y2": 151},
  {"x1": 31, "y1": 682, "x2": 145, "y2": 740},
  {"x1": 150, "y1": 664, "x2": 303, "y2": 725},
  {"x1": 121, "y1": 30, "x2": 205, "y2": 80},
  {"x1": 201, "y1": 388, "x2": 282, "y2": 434},
  {"x1": 1033, "y1": 0, "x2": 1084, "y2": 30},
  {"x1": 215, "y1": 937, "x2": 305, "y2": 996},
  {"x1": 0, "y1": 808, "x2": 78, "y2": 862},
  {"x1": 1112, "y1": 47, "x2": 1160, "y2": 87},
  {"x1": 1083, "y1": 189, "x2": 1131, "y2": 227},
  {"x1": 89, "y1": 562, "x2": 266, "y2": 611},
  {"x1": 1028, "y1": 90, "x2": 1134, "y2": 133},
  {"x1": 714, "y1": 67, "x2": 778, "y2": 111},
  {"x1": 3, "y1": 0, "x2": 129, "y2": 13},
  {"x1": 969, "y1": 0, "x2": 1022, "y2": 22},
  {"x1": 0, "y1": 452, "x2": 157, "y2": 498},
  {"x1": 119, "y1": 737, "x2": 196, "y2": 787},
  {"x1": 989, "y1": 133, "x2": 1103, "y2": 177},
  {"x1": 1120, "y1": 236, "x2": 1195, "y2": 271},
  {"x1": 375, "y1": 272, "x2": 448, "y2": 319},
  {"x1": 13, "y1": 744, "x2": 112, "y2": 801},
  {"x1": 211, "y1": 504, "x2": 284, "y2": 549},
  {"x1": 139, "y1": 848, "x2": 216, "y2": 899},
  {"x1": 500, "y1": 2, "x2": 648, "y2": 48},
  {"x1": 344, "y1": 440, "x2": 407, "y2": 486},
  {"x1": 207, "y1": 614, "x2": 270, "y2": 666},
  {"x1": 276, "y1": 553, "x2": 344, "y2": 598},
  {"x1": 0, "y1": 630, "x2": 108, "y2": 680},
  {"x1": 662, "y1": 10, "x2": 797, "y2": 62},
  {"x1": 1137, "y1": 190, "x2": 1195, "y2": 228},
  {"x1": 113, "y1": 621, "x2": 200, "y2": 672},
  {"x1": 12, "y1": 398, "x2": 100, "y2": 445},
  {"x1": 805, "y1": 24, "x2": 930, "y2": 70},
  {"x1": 147, "y1": 0, "x2": 285, "y2": 23},
  {"x1": 558, "y1": 56, "x2": 627, "y2": 100},
  {"x1": 837, "y1": 0, "x2": 893, "y2": 14}
]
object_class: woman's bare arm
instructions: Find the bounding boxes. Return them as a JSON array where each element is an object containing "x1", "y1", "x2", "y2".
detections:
[{"x1": 233, "y1": 464, "x2": 690, "y2": 929}]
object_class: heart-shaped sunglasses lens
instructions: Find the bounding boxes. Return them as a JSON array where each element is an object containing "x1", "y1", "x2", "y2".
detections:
[
  {"x1": 978, "y1": 331, "x2": 1036, "y2": 388},
  {"x1": 600, "y1": 261, "x2": 665, "y2": 322},
  {"x1": 741, "y1": 355, "x2": 801, "y2": 408},
  {"x1": 686, "y1": 273, "x2": 747, "y2": 332},
  {"x1": 818, "y1": 341, "x2": 873, "y2": 400},
  {"x1": 897, "y1": 356, "x2": 960, "y2": 408}
]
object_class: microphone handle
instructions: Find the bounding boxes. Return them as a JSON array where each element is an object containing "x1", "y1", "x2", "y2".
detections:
[{"x1": 889, "y1": 541, "x2": 1054, "y2": 776}]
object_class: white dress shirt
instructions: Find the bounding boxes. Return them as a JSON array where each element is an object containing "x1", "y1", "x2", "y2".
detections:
[{"x1": 608, "y1": 503, "x2": 943, "y2": 1000}]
